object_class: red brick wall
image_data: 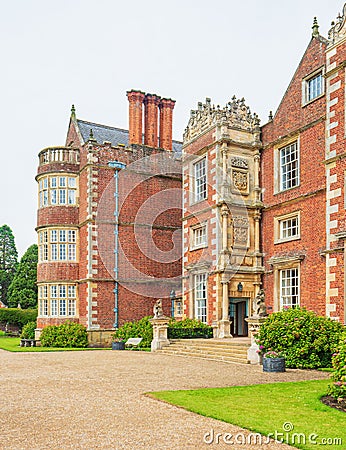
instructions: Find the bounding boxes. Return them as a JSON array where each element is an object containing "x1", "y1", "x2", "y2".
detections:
[
  {"x1": 37, "y1": 206, "x2": 79, "y2": 228},
  {"x1": 261, "y1": 36, "x2": 327, "y2": 314},
  {"x1": 183, "y1": 129, "x2": 218, "y2": 324},
  {"x1": 38, "y1": 88, "x2": 182, "y2": 334}
]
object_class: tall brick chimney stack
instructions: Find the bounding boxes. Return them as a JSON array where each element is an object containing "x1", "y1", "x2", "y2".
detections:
[
  {"x1": 144, "y1": 93, "x2": 161, "y2": 147},
  {"x1": 159, "y1": 98, "x2": 176, "y2": 151},
  {"x1": 127, "y1": 90, "x2": 145, "y2": 145}
]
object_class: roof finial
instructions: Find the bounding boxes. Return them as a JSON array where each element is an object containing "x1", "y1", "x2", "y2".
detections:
[
  {"x1": 71, "y1": 104, "x2": 76, "y2": 120},
  {"x1": 268, "y1": 110, "x2": 273, "y2": 121},
  {"x1": 89, "y1": 128, "x2": 94, "y2": 140},
  {"x1": 312, "y1": 17, "x2": 319, "y2": 37}
]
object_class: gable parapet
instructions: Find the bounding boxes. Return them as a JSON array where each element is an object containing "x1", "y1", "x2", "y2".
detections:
[{"x1": 183, "y1": 96, "x2": 260, "y2": 145}]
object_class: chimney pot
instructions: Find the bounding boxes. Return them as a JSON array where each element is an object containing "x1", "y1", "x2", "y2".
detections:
[
  {"x1": 144, "y1": 94, "x2": 161, "y2": 147},
  {"x1": 159, "y1": 98, "x2": 176, "y2": 151},
  {"x1": 127, "y1": 90, "x2": 145, "y2": 145}
]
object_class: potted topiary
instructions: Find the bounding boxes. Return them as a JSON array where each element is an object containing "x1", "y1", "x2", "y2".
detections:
[
  {"x1": 112, "y1": 338, "x2": 125, "y2": 350},
  {"x1": 262, "y1": 351, "x2": 285, "y2": 372}
]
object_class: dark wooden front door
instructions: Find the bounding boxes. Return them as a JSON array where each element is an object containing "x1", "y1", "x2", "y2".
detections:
[{"x1": 229, "y1": 298, "x2": 248, "y2": 337}]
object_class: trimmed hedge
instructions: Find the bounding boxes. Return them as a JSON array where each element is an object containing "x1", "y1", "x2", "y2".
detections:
[
  {"x1": 168, "y1": 318, "x2": 213, "y2": 339},
  {"x1": 0, "y1": 308, "x2": 37, "y2": 327},
  {"x1": 40, "y1": 322, "x2": 88, "y2": 348},
  {"x1": 256, "y1": 308, "x2": 344, "y2": 369},
  {"x1": 328, "y1": 331, "x2": 346, "y2": 400}
]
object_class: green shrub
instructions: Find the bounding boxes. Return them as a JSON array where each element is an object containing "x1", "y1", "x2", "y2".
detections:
[
  {"x1": 0, "y1": 330, "x2": 5, "y2": 336},
  {"x1": 328, "y1": 331, "x2": 346, "y2": 400},
  {"x1": 0, "y1": 308, "x2": 37, "y2": 327},
  {"x1": 20, "y1": 321, "x2": 37, "y2": 339},
  {"x1": 40, "y1": 321, "x2": 88, "y2": 348},
  {"x1": 112, "y1": 317, "x2": 214, "y2": 347},
  {"x1": 112, "y1": 316, "x2": 153, "y2": 348},
  {"x1": 256, "y1": 308, "x2": 344, "y2": 369},
  {"x1": 168, "y1": 318, "x2": 213, "y2": 338}
]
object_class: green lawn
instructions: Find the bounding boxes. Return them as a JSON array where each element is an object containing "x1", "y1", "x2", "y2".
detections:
[
  {"x1": 0, "y1": 336, "x2": 109, "y2": 352},
  {"x1": 150, "y1": 380, "x2": 345, "y2": 450}
]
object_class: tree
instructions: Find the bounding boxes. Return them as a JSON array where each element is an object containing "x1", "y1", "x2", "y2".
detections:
[
  {"x1": 0, "y1": 225, "x2": 18, "y2": 305},
  {"x1": 7, "y1": 244, "x2": 38, "y2": 309}
]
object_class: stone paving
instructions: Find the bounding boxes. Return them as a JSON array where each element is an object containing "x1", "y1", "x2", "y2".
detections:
[{"x1": 0, "y1": 349, "x2": 329, "y2": 449}]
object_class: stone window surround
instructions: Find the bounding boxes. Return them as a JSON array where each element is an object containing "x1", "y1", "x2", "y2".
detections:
[
  {"x1": 189, "y1": 154, "x2": 208, "y2": 205},
  {"x1": 37, "y1": 173, "x2": 78, "y2": 208},
  {"x1": 38, "y1": 227, "x2": 78, "y2": 263},
  {"x1": 280, "y1": 267, "x2": 300, "y2": 309},
  {"x1": 194, "y1": 272, "x2": 208, "y2": 323},
  {"x1": 273, "y1": 135, "x2": 300, "y2": 194},
  {"x1": 190, "y1": 221, "x2": 208, "y2": 250},
  {"x1": 268, "y1": 254, "x2": 304, "y2": 312},
  {"x1": 274, "y1": 210, "x2": 301, "y2": 244},
  {"x1": 302, "y1": 66, "x2": 325, "y2": 106},
  {"x1": 38, "y1": 283, "x2": 78, "y2": 318}
]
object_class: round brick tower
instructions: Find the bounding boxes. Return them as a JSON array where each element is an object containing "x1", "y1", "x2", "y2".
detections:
[{"x1": 36, "y1": 146, "x2": 80, "y2": 332}]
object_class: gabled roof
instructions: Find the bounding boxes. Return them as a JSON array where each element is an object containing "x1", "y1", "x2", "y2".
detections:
[
  {"x1": 268, "y1": 34, "x2": 327, "y2": 123},
  {"x1": 76, "y1": 119, "x2": 182, "y2": 155}
]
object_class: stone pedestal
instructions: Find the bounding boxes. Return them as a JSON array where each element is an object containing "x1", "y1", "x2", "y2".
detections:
[
  {"x1": 149, "y1": 316, "x2": 170, "y2": 351},
  {"x1": 245, "y1": 316, "x2": 266, "y2": 365},
  {"x1": 34, "y1": 328, "x2": 42, "y2": 341},
  {"x1": 211, "y1": 321, "x2": 219, "y2": 338},
  {"x1": 218, "y1": 319, "x2": 232, "y2": 338}
]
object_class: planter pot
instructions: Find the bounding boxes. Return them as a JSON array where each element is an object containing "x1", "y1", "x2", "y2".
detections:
[
  {"x1": 112, "y1": 341, "x2": 125, "y2": 350},
  {"x1": 263, "y1": 357, "x2": 285, "y2": 372}
]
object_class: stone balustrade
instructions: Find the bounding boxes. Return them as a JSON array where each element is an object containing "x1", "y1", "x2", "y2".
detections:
[{"x1": 38, "y1": 147, "x2": 80, "y2": 166}]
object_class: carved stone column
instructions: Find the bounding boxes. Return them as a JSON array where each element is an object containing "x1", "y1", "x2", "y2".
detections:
[
  {"x1": 253, "y1": 153, "x2": 261, "y2": 202},
  {"x1": 221, "y1": 204, "x2": 230, "y2": 268},
  {"x1": 245, "y1": 316, "x2": 266, "y2": 364},
  {"x1": 254, "y1": 210, "x2": 261, "y2": 267},
  {"x1": 218, "y1": 279, "x2": 232, "y2": 338},
  {"x1": 221, "y1": 143, "x2": 228, "y2": 198},
  {"x1": 149, "y1": 316, "x2": 171, "y2": 351}
]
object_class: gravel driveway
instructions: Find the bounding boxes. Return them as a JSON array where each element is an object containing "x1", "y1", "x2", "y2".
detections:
[{"x1": 0, "y1": 349, "x2": 328, "y2": 449}]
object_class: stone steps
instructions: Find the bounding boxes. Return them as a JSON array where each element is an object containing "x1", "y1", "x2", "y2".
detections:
[{"x1": 158, "y1": 338, "x2": 251, "y2": 364}]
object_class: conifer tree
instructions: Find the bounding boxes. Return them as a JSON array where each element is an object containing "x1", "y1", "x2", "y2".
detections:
[
  {"x1": 0, "y1": 225, "x2": 18, "y2": 305},
  {"x1": 7, "y1": 244, "x2": 38, "y2": 309}
]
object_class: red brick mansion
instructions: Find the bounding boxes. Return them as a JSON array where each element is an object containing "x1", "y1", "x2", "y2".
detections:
[{"x1": 36, "y1": 4, "x2": 346, "y2": 340}]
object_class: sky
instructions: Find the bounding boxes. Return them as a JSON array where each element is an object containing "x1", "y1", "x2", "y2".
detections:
[{"x1": 0, "y1": 0, "x2": 343, "y2": 256}]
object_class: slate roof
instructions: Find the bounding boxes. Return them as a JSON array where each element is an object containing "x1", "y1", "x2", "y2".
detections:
[{"x1": 77, "y1": 119, "x2": 182, "y2": 155}]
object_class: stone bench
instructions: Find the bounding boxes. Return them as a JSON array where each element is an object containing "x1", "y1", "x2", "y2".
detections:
[
  {"x1": 20, "y1": 339, "x2": 38, "y2": 347},
  {"x1": 125, "y1": 338, "x2": 143, "y2": 349}
]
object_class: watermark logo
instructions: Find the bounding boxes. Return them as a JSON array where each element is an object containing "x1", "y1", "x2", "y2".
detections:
[{"x1": 203, "y1": 423, "x2": 343, "y2": 446}]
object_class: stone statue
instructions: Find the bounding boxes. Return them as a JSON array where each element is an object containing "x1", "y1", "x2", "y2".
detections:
[
  {"x1": 153, "y1": 299, "x2": 164, "y2": 318},
  {"x1": 253, "y1": 289, "x2": 267, "y2": 317}
]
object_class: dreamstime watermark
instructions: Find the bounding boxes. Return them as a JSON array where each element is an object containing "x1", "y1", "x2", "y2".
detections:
[{"x1": 203, "y1": 422, "x2": 343, "y2": 446}]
